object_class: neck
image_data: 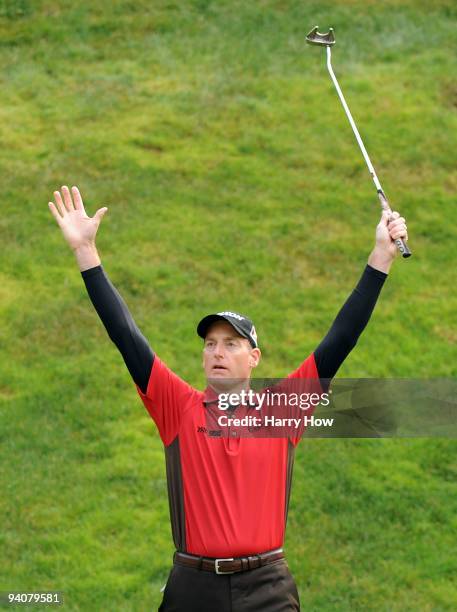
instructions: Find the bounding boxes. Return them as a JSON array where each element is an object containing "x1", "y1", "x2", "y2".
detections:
[{"x1": 206, "y1": 378, "x2": 251, "y2": 395}]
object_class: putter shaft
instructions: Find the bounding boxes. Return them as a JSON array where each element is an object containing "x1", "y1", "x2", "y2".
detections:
[
  {"x1": 326, "y1": 47, "x2": 382, "y2": 193},
  {"x1": 307, "y1": 27, "x2": 411, "y2": 258}
]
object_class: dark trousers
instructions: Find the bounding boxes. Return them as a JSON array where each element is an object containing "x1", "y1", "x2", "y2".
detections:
[{"x1": 158, "y1": 558, "x2": 300, "y2": 611}]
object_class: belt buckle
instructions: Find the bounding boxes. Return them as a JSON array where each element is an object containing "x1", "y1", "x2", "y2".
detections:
[{"x1": 215, "y1": 557, "x2": 235, "y2": 574}]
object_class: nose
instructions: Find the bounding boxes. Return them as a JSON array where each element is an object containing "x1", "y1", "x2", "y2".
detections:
[{"x1": 214, "y1": 342, "x2": 226, "y2": 359}]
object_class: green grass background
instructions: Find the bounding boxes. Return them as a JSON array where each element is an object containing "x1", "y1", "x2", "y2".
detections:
[{"x1": 1, "y1": 0, "x2": 456, "y2": 609}]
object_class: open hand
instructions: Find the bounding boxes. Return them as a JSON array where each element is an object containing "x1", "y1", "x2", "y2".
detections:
[{"x1": 48, "y1": 186, "x2": 107, "y2": 250}]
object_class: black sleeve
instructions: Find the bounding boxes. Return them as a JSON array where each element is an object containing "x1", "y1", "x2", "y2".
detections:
[
  {"x1": 314, "y1": 264, "x2": 387, "y2": 386},
  {"x1": 81, "y1": 265, "x2": 154, "y2": 394}
]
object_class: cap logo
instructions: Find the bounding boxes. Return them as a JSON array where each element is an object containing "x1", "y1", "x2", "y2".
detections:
[
  {"x1": 250, "y1": 325, "x2": 257, "y2": 344},
  {"x1": 217, "y1": 311, "x2": 244, "y2": 321}
]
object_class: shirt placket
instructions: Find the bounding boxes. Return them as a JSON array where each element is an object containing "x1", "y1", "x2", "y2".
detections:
[{"x1": 226, "y1": 404, "x2": 240, "y2": 452}]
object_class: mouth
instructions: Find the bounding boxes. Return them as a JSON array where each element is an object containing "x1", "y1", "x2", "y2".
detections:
[{"x1": 211, "y1": 365, "x2": 229, "y2": 373}]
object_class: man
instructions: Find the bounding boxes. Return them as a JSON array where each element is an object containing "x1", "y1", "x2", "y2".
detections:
[{"x1": 48, "y1": 185, "x2": 408, "y2": 611}]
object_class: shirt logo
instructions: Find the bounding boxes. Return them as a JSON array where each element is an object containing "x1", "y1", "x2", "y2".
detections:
[{"x1": 197, "y1": 425, "x2": 222, "y2": 437}]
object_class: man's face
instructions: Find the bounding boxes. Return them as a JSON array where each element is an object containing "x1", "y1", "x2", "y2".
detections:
[{"x1": 202, "y1": 320, "x2": 261, "y2": 382}]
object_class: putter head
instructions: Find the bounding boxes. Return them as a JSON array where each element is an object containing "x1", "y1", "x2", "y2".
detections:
[{"x1": 306, "y1": 26, "x2": 335, "y2": 46}]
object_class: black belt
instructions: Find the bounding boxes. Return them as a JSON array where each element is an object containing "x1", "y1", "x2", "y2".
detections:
[{"x1": 173, "y1": 548, "x2": 284, "y2": 574}]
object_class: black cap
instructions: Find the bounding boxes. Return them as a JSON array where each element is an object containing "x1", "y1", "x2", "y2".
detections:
[{"x1": 197, "y1": 311, "x2": 258, "y2": 348}]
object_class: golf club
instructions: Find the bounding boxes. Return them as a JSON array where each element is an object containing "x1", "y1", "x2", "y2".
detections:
[{"x1": 306, "y1": 26, "x2": 411, "y2": 258}]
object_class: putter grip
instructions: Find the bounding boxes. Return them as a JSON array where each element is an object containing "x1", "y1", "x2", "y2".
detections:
[
  {"x1": 394, "y1": 237, "x2": 411, "y2": 258},
  {"x1": 377, "y1": 190, "x2": 412, "y2": 259}
]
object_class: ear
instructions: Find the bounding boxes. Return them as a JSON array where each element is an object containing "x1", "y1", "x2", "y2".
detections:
[{"x1": 249, "y1": 348, "x2": 261, "y2": 368}]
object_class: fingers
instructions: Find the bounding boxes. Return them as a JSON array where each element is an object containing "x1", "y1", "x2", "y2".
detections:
[
  {"x1": 48, "y1": 201, "x2": 63, "y2": 227},
  {"x1": 61, "y1": 185, "x2": 75, "y2": 212},
  {"x1": 52, "y1": 185, "x2": 84, "y2": 216},
  {"x1": 53, "y1": 190, "x2": 66, "y2": 217},
  {"x1": 391, "y1": 228, "x2": 408, "y2": 242},
  {"x1": 94, "y1": 207, "x2": 108, "y2": 223},
  {"x1": 71, "y1": 185, "x2": 84, "y2": 211},
  {"x1": 388, "y1": 212, "x2": 408, "y2": 241}
]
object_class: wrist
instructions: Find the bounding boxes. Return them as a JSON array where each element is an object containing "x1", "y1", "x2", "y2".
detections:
[
  {"x1": 74, "y1": 242, "x2": 100, "y2": 271},
  {"x1": 368, "y1": 246, "x2": 394, "y2": 274},
  {"x1": 73, "y1": 240, "x2": 96, "y2": 252}
]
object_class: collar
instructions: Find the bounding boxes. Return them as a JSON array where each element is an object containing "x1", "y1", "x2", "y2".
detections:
[{"x1": 202, "y1": 385, "x2": 220, "y2": 406}]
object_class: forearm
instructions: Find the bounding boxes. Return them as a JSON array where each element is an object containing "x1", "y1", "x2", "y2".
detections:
[
  {"x1": 314, "y1": 264, "x2": 387, "y2": 383},
  {"x1": 74, "y1": 242, "x2": 101, "y2": 272},
  {"x1": 81, "y1": 265, "x2": 154, "y2": 393}
]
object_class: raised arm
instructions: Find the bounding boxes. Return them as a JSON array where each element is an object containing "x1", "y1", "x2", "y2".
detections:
[
  {"x1": 314, "y1": 209, "x2": 408, "y2": 386},
  {"x1": 48, "y1": 186, "x2": 153, "y2": 393}
]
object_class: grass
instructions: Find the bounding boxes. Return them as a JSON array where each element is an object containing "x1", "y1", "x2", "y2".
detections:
[{"x1": 1, "y1": 0, "x2": 456, "y2": 609}]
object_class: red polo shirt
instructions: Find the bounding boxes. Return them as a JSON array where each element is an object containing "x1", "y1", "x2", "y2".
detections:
[{"x1": 136, "y1": 354, "x2": 321, "y2": 558}]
